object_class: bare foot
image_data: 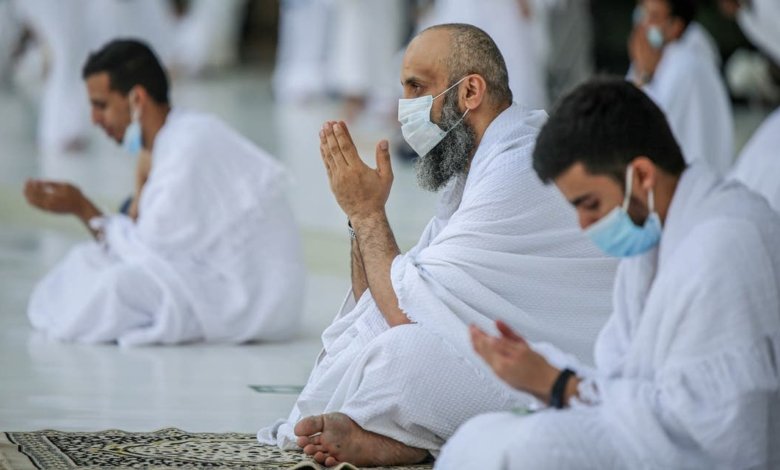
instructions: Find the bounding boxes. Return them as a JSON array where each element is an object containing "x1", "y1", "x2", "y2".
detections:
[{"x1": 294, "y1": 412, "x2": 429, "y2": 467}]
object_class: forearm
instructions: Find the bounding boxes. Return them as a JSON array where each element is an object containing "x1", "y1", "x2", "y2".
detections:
[
  {"x1": 350, "y1": 236, "x2": 369, "y2": 302},
  {"x1": 350, "y1": 210, "x2": 408, "y2": 327},
  {"x1": 76, "y1": 197, "x2": 103, "y2": 240}
]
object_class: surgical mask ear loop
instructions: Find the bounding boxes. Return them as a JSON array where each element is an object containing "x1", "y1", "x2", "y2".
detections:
[
  {"x1": 622, "y1": 164, "x2": 656, "y2": 219},
  {"x1": 433, "y1": 76, "x2": 468, "y2": 102},
  {"x1": 621, "y1": 165, "x2": 634, "y2": 211}
]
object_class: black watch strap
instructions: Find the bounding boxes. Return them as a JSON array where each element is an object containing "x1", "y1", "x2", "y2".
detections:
[{"x1": 548, "y1": 368, "x2": 576, "y2": 409}]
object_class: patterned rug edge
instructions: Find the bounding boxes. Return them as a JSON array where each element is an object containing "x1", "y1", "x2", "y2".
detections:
[{"x1": 0, "y1": 429, "x2": 433, "y2": 470}]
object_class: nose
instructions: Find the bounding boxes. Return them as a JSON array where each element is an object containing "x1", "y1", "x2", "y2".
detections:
[
  {"x1": 578, "y1": 212, "x2": 599, "y2": 230},
  {"x1": 90, "y1": 109, "x2": 102, "y2": 125}
]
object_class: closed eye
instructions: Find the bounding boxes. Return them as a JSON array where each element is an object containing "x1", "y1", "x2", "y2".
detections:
[{"x1": 583, "y1": 200, "x2": 599, "y2": 211}]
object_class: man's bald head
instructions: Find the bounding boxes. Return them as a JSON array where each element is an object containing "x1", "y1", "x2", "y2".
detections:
[{"x1": 421, "y1": 23, "x2": 513, "y2": 108}]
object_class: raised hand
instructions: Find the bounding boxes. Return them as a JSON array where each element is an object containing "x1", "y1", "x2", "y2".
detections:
[
  {"x1": 470, "y1": 320, "x2": 560, "y2": 402},
  {"x1": 24, "y1": 179, "x2": 103, "y2": 237},
  {"x1": 628, "y1": 24, "x2": 663, "y2": 85},
  {"x1": 318, "y1": 120, "x2": 394, "y2": 222},
  {"x1": 24, "y1": 180, "x2": 90, "y2": 215}
]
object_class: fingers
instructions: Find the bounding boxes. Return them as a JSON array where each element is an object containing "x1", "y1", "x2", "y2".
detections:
[
  {"x1": 332, "y1": 122, "x2": 361, "y2": 166},
  {"x1": 24, "y1": 180, "x2": 52, "y2": 207},
  {"x1": 375, "y1": 140, "x2": 393, "y2": 183},
  {"x1": 496, "y1": 320, "x2": 526, "y2": 344},
  {"x1": 322, "y1": 122, "x2": 349, "y2": 167},
  {"x1": 470, "y1": 324, "x2": 494, "y2": 360},
  {"x1": 319, "y1": 132, "x2": 332, "y2": 176},
  {"x1": 471, "y1": 324, "x2": 523, "y2": 361}
]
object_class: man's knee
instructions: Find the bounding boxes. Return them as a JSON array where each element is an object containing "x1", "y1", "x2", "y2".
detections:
[{"x1": 369, "y1": 323, "x2": 442, "y2": 359}]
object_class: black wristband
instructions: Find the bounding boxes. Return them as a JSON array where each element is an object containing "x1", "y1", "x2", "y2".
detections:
[{"x1": 548, "y1": 368, "x2": 576, "y2": 409}]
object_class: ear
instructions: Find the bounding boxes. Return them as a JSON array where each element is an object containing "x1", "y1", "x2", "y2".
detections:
[
  {"x1": 631, "y1": 156, "x2": 657, "y2": 194},
  {"x1": 460, "y1": 74, "x2": 487, "y2": 112},
  {"x1": 128, "y1": 85, "x2": 148, "y2": 113}
]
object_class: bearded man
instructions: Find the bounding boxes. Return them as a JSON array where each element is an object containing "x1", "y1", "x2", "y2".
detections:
[{"x1": 258, "y1": 23, "x2": 617, "y2": 467}]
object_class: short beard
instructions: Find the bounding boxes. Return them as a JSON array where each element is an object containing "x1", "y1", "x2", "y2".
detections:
[{"x1": 414, "y1": 88, "x2": 477, "y2": 192}]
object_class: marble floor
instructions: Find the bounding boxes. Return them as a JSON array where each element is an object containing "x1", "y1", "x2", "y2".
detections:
[{"x1": 0, "y1": 63, "x2": 771, "y2": 435}]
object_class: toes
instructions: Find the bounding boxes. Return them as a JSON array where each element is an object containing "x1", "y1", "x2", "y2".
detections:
[
  {"x1": 324, "y1": 455, "x2": 339, "y2": 467},
  {"x1": 297, "y1": 434, "x2": 322, "y2": 448},
  {"x1": 303, "y1": 444, "x2": 319, "y2": 455},
  {"x1": 295, "y1": 415, "x2": 325, "y2": 437},
  {"x1": 314, "y1": 451, "x2": 328, "y2": 464}
]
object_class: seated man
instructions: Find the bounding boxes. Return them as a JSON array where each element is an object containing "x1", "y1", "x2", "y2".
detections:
[
  {"x1": 437, "y1": 77, "x2": 780, "y2": 469},
  {"x1": 629, "y1": 0, "x2": 734, "y2": 175},
  {"x1": 24, "y1": 39, "x2": 305, "y2": 345},
  {"x1": 258, "y1": 24, "x2": 617, "y2": 467}
]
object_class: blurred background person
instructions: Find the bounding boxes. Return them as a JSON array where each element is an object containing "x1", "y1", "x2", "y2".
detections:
[
  {"x1": 628, "y1": 0, "x2": 734, "y2": 176},
  {"x1": 173, "y1": 0, "x2": 250, "y2": 76}
]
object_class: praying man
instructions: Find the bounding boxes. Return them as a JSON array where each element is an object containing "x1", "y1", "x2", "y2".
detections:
[
  {"x1": 258, "y1": 24, "x2": 618, "y2": 467},
  {"x1": 437, "y1": 77, "x2": 780, "y2": 469},
  {"x1": 24, "y1": 39, "x2": 305, "y2": 346}
]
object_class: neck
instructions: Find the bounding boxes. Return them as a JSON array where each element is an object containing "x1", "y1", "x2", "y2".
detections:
[
  {"x1": 141, "y1": 104, "x2": 171, "y2": 151},
  {"x1": 655, "y1": 171, "x2": 681, "y2": 225},
  {"x1": 467, "y1": 101, "x2": 511, "y2": 164}
]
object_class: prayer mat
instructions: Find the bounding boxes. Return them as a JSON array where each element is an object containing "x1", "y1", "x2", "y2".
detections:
[{"x1": 0, "y1": 428, "x2": 434, "y2": 469}]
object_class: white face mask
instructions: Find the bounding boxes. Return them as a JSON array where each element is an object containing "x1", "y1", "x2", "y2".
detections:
[{"x1": 398, "y1": 77, "x2": 469, "y2": 157}]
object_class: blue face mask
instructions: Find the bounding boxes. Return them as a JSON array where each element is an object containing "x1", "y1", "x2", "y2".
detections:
[
  {"x1": 632, "y1": 6, "x2": 665, "y2": 50},
  {"x1": 585, "y1": 165, "x2": 662, "y2": 258},
  {"x1": 121, "y1": 94, "x2": 142, "y2": 156},
  {"x1": 646, "y1": 25, "x2": 665, "y2": 49}
]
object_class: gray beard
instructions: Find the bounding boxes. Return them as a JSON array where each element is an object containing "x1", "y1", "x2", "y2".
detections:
[{"x1": 415, "y1": 89, "x2": 477, "y2": 192}]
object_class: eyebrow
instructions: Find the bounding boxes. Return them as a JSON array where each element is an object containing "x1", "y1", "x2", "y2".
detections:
[
  {"x1": 402, "y1": 76, "x2": 425, "y2": 86},
  {"x1": 570, "y1": 193, "x2": 593, "y2": 207}
]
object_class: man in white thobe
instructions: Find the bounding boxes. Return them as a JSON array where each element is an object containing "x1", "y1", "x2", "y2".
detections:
[
  {"x1": 629, "y1": 0, "x2": 734, "y2": 175},
  {"x1": 24, "y1": 40, "x2": 304, "y2": 346},
  {"x1": 258, "y1": 24, "x2": 617, "y2": 467},
  {"x1": 438, "y1": 77, "x2": 780, "y2": 469}
]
